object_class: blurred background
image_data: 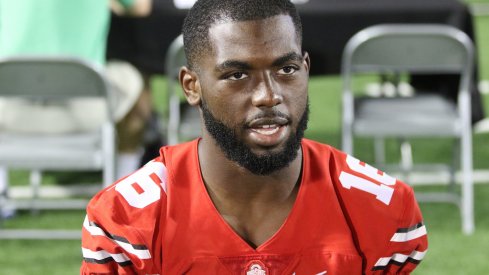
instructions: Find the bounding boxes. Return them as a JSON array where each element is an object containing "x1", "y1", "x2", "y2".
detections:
[{"x1": 1, "y1": 0, "x2": 489, "y2": 274}]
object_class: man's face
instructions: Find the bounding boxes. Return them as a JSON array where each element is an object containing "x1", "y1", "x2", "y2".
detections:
[{"x1": 189, "y1": 15, "x2": 310, "y2": 174}]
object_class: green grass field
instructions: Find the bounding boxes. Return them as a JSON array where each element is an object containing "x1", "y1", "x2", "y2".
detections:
[{"x1": 2, "y1": 4, "x2": 489, "y2": 274}]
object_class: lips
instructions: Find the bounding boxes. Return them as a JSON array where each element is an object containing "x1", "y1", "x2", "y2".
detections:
[
  {"x1": 247, "y1": 117, "x2": 289, "y2": 129},
  {"x1": 246, "y1": 117, "x2": 290, "y2": 147},
  {"x1": 251, "y1": 124, "x2": 281, "y2": 135}
]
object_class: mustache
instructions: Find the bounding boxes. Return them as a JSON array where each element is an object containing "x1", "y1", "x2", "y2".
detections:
[{"x1": 245, "y1": 109, "x2": 291, "y2": 127}]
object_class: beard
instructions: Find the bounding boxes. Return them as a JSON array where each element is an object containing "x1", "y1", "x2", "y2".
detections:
[{"x1": 200, "y1": 99, "x2": 309, "y2": 175}]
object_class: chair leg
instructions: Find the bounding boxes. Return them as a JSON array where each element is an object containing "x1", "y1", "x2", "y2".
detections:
[
  {"x1": 0, "y1": 166, "x2": 7, "y2": 196},
  {"x1": 103, "y1": 123, "x2": 117, "y2": 188},
  {"x1": 341, "y1": 92, "x2": 354, "y2": 155},
  {"x1": 400, "y1": 139, "x2": 413, "y2": 183},
  {"x1": 374, "y1": 137, "x2": 385, "y2": 167},
  {"x1": 460, "y1": 131, "x2": 474, "y2": 235},
  {"x1": 449, "y1": 139, "x2": 460, "y2": 193},
  {"x1": 457, "y1": 86, "x2": 475, "y2": 234},
  {"x1": 0, "y1": 167, "x2": 16, "y2": 222},
  {"x1": 0, "y1": 168, "x2": 7, "y2": 226},
  {"x1": 167, "y1": 94, "x2": 182, "y2": 145},
  {"x1": 30, "y1": 170, "x2": 42, "y2": 215}
]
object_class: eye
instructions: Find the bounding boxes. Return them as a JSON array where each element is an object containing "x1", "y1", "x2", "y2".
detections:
[
  {"x1": 278, "y1": 66, "x2": 298, "y2": 75},
  {"x1": 227, "y1": 72, "x2": 248, "y2": 80}
]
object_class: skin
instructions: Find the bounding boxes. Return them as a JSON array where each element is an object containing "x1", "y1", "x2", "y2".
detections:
[
  {"x1": 110, "y1": 0, "x2": 152, "y2": 17},
  {"x1": 179, "y1": 15, "x2": 310, "y2": 248}
]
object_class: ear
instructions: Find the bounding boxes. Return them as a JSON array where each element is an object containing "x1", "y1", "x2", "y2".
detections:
[
  {"x1": 179, "y1": 66, "x2": 201, "y2": 106},
  {"x1": 302, "y1": 51, "x2": 311, "y2": 74}
]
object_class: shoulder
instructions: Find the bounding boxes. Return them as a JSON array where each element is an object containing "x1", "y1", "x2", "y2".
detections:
[
  {"x1": 81, "y1": 141, "x2": 198, "y2": 273},
  {"x1": 86, "y1": 139, "x2": 197, "y2": 221},
  {"x1": 303, "y1": 139, "x2": 428, "y2": 272},
  {"x1": 85, "y1": 158, "x2": 169, "y2": 237},
  {"x1": 302, "y1": 139, "x2": 412, "y2": 208},
  {"x1": 93, "y1": 157, "x2": 168, "y2": 205},
  {"x1": 81, "y1": 157, "x2": 170, "y2": 273}
]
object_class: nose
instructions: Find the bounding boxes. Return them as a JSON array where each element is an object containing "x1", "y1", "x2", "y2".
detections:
[{"x1": 251, "y1": 73, "x2": 283, "y2": 108}]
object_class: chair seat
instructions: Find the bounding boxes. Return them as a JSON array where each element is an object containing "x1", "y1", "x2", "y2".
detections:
[
  {"x1": 0, "y1": 132, "x2": 104, "y2": 170},
  {"x1": 354, "y1": 94, "x2": 461, "y2": 137}
]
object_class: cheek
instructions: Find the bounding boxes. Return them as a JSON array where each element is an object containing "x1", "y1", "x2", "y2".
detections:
[
  {"x1": 203, "y1": 93, "x2": 246, "y2": 127},
  {"x1": 286, "y1": 87, "x2": 308, "y2": 123},
  {"x1": 293, "y1": 97, "x2": 308, "y2": 122},
  {"x1": 208, "y1": 85, "x2": 250, "y2": 116},
  {"x1": 288, "y1": 89, "x2": 307, "y2": 103},
  {"x1": 283, "y1": 81, "x2": 308, "y2": 106}
]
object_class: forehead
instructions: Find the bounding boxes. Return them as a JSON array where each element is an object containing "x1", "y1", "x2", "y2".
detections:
[{"x1": 205, "y1": 15, "x2": 301, "y2": 66}]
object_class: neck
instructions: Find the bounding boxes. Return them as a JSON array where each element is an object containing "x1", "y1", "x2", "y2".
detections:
[
  {"x1": 198, "y1": 136, "x2": 303, "y2": 205},
  {"x1": 197, "y1": 136, "x2": 303, "y2": 248}
]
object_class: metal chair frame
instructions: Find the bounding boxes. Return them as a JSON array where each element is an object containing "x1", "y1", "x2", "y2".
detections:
[
  {"x1": 0, "y1": 56, "x2": 116, "y2": 239},
  {"x1": 341, "y1": 24, "x2": 475, "y2": 234},
  {"x1": 164, "y1": 34, "x2": 201, "y2": 145}
]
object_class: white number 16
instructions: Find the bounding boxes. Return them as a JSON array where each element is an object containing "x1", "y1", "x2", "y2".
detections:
[{"x1": 339, "y1": 155, "x2": 396, "y2": 205}]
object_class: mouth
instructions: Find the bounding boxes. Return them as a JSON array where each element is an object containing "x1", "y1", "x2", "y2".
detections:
[
  {"x1": 246, "y1": 117, "x2": 290, "y2": 147},
  {"x1": 251, "y1": 124, "x2": 282, "y2": 135}
]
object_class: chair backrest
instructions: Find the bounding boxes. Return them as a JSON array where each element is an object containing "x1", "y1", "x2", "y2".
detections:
[
  {"x1": 341, "y1": 24, "x2": 475, "y2": 121},
  {"x1": 0, "y1": 56, "x2": 116, "y2": 185},
  {"x1": 340, "y1": 24, "x2": 475, "y2": 154},
  {"x1": 0, "y1": 56, "x2": 109, "y2": 100},
  {"x1": 164, "y1": 34, "x2": 190, "y2": 145},
  {"x1": 341, "y1": 24, "x2": 474, "y2": 96},
  {"x1": 165, "y1": 34, "x2": 186, "y2": 81}
]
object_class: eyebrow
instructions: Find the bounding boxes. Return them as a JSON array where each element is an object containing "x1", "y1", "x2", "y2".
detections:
[
  {"x1": 271, "y1": 52, "x2": 304, "y2": 67},
  {"x1": 214, "y1": 52, "x2": 303, "y2": 72},
  {"x1": 215, "y1": 60, "x2": 252, "y2": 72}
]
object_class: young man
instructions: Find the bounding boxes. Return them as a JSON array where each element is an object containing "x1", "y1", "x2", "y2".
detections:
[{"x1": 81, "y1": 0, "x2": 428, "y2": 274}]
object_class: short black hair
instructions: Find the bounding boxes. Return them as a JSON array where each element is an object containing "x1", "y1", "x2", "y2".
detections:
[{"x1": 182, "y1": 0, "x2": 302, "y2": 70}]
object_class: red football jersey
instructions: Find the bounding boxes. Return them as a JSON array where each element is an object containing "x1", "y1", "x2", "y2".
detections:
[{"x1": 81, "y1": 139, "x2": 428, "y2": 274}]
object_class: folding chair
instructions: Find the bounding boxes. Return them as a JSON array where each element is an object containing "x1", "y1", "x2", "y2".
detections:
[
  {"x1": 341, "y1": 24, "x2": 475, "y2": 234},
  {"x1": 0, "y1": 56, "x2": 116, "y2": 239},
  {"x1": 165, "y1": 34, "x2": 201, "y2": 145}
]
